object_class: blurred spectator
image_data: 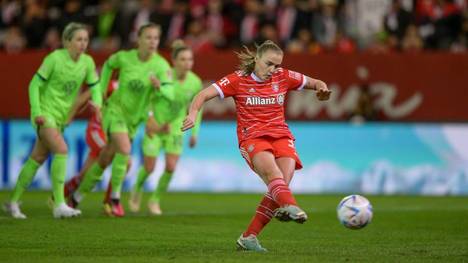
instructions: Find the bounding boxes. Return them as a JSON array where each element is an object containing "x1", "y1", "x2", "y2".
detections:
[
  {"x1": 222, "y1": 0, "x2": 245, "y2": 46},
  {"x1": 348, "y1": 0, "x2": 392, "y2": 48},
  {"x1": 256, "y1": 22, "x2": 280, "y2": 44},
  {"x1": 128, "y1": 0, "x2": 157, "y2": 45},
  {"x1": 54, "y1": 0, "x2": 87, "y2": 32},
  {"x1": 417, "y1": 0, "x2": 463, "y2": 49},
  {"x1": 367, "y1": 31, "x2": 399, "y2": 53},
  {"x1": 450, "y1": 13, "x2": 468, "y2": 52},
  {"x1": 0, "y1": 0, "x2": 467, "y2": 53},
  {"x1": 402, "y1": 24, "x2": 424, "y2": 51},
  {"x1": 276, "y1": 0, "x2": 301, "y2": 45},
  {"x1": 155, "y1": 0, "x2": 190, "y2": 48},
  {"x1": 240, "y1": 0, "x2": 263, "y2": 45},
  {"x1": 384, "y1": 0, "x2": 413, "y2": 41},
  {"x1": 184, "y1": 18, "x2": 215, "y2": 52},
  {"x1": 21, "y1": 0, "x2": 48, "y2": 48},
  {"x1": 43, "y1": 27, "x2": 61, "y2": 50},
  {"x1": 296, "y1": 0, "x2": 321, "y2": 23},
  {"x1": 264, "y1": 0, "x2": 278, "y2": 21},
  {"x1": 432, "y1": 0, "x2": 463, "y2": 49},
  {"x1": 2, "y1": 25, "x2": 26, "y2": 53},
  {"x1": 204, "y1": 0, "x2": 228, "y2": 47},
  {"x1": 1, "y1": 0, "x2": 22, "y2": 27},
  {"x1": 190, "y1": 3, "x2": 206, "y2": 19},
  {"x1": 334, "y1": 30, "x2": 357, "y2": 53},
  {"x1": 90, "y1": 0, "x2": 122, "y2": 52},
  {"x1": 286, "y1": 27, "x2": 323, "y2": 54},
  {"x1": 191, "y1": 0, "x2": 209, "y2": 8},
  {"x1": 312, "y1": 0, "x2": 338, "y2": 50}
]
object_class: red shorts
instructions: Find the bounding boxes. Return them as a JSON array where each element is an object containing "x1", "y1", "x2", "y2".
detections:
[
  {"x1": 239, "y1": 136, "x2": 303, "y2": 171},
  {"x1": 85, "y1": 127, "x2": 107, "y2": 158}
]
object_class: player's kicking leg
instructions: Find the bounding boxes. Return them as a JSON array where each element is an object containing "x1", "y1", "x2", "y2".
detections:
[{"x1": 236, "y1": 139, "x2": 307, "y2": 251}]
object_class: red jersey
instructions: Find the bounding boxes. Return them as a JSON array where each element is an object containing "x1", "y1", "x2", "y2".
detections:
[
  {"x1": 213, "y1": 68, "x2": 306, "y2": 144},
  {"x1": 87, "y1": 80, "x2": 118, "y2": 132}
]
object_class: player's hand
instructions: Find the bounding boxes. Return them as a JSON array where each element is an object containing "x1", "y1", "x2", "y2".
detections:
[
  {"x1": 316, "y1": 82, "x2": 331, "y2": 101},
  {"x1": 34, "y1": 116, "x2": 45, "y2": 126},
  {"x1": 150, "y1": 75, "x2": 161, "y2": 90},
  {"x1": 189, "y1": 136, "x2": 197, "y2": 148},
  {"x1": 181, "y1": 113, "x2": 196, "y2": 131}
]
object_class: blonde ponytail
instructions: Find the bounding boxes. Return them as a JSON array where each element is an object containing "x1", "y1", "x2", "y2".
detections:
[{"x1": 236, "y1": 40, "x2": 283, "y2": 75}]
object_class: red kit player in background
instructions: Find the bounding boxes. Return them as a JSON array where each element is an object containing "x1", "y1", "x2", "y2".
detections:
[
  {"x1": 182, "y1": 40, "x2": 331, "y2": 252},
  {"x1": 63, "y1": 82, "x2": 119, "y2": 210}
]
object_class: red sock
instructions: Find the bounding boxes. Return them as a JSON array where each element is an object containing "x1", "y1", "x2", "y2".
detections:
[
  {"x1": 64, "y1": 175, "x2": 82, "y2": 197},
  {"x1": 267, "y1": 178, "x2": 297, "y2": 207},
  {"x1": 243, "y1": 193, "x2": 279, "y2": 237}
]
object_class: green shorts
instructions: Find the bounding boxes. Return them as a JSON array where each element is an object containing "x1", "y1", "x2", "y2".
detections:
[
  {"x1": 103, "y1": 108, "x2": 138, "y2": 139},
  {"x1": 142, "y1": 133, "x2": 183, "y2": 157},
  {"x1": 31, "y1": 115, "x2": 65, "y2": 134}
]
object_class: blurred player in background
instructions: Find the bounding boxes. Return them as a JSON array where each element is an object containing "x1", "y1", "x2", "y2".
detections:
[
  {"x1": 3, "y1": 22, "x2": 102, "y2": 219},
  {"x1": 62, "y1": 81, "x2": 118, "y2": 207},
  {"x1": 69, "y1": 23, "x2": 174, "y2": 217},
  {"x1": 182, "y1": 40, "x2": 331, "y2": 251},
  {"x1": 128, "y1": 39, "x2": 203, "y2": 215}
]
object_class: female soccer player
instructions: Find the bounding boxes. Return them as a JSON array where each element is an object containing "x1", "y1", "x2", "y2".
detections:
[
  {"x1": 70, "y1": 23, "x2": 174, "y2": 217},
  {"x1": 62, "y1": 82, "x2": 116, "y2": 204},
  {"x1": 182, "y1": 40, "x2": 331, "y2": 251},
  {"x1": 3, "y1": 22, "x2": 103, "y2": 219},
  {"x1": 128, "y1": 40, "x2": 203, "y2": 215}
]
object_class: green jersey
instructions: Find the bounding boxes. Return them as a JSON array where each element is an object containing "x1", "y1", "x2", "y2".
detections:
[
  {"x1": 102, "y1": 50, "x2": 174, "y2": 127},
  {"x1": 35, "y1": 49, "x2": 99, "y2": 124},
  {"x1": 152, "y1": 70, "x2": 203, "y2": 135}
]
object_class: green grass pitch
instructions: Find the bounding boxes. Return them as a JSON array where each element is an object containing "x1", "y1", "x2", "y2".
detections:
[{"x1": 0, "y1": 192, "x2": 467, "y2": 262}]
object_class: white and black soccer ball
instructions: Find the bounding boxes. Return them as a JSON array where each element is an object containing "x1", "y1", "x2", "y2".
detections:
[{"x1": 337, "y1": 195, "x2": 373, "y2": 229}]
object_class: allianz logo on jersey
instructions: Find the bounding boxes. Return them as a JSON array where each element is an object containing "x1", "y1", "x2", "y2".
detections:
[{"x1": 245, "y1": 94, "x2": 285, "y2": 106}]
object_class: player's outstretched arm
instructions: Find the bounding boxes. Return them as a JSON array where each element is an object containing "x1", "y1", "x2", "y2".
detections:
[
  {"x1": 181, "y1": 85, "x2": 219, "y2": 131},
  {"x1": 304, "y1": 76, "x2": 331, "y2": 101}
]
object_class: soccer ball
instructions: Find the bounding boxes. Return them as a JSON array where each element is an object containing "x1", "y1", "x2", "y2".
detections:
[{"x1": 337, "y1": 195, "x2": 373, "y2": 229}]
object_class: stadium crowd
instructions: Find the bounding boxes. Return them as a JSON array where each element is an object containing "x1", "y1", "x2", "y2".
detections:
[{"x1": 1, "y1": 0, "x2": 467, "y2": 54}]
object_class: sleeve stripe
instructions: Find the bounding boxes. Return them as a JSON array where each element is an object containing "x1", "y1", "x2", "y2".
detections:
[
  {"x1": 297, "y1": 74, "x2": 307, "y2": 91},
  {"x1": 36, "y1": 73, "x2": 47, "y2": 81},
  {"x1": 213, "y1": 83, "x2": 224, "y2": 99},
  {"x1": 88, "y1": 80, "x2": 100, "y2": 87}
]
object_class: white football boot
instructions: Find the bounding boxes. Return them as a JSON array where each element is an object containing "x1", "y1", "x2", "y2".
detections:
[
  {"x1": 128, "y1": 191, "x2": 142, "y2": 213},
  {"x1": 53, "y1": 203, "x2": 81, "y2": 218},
  {"x1": 236, "y1": 234, "x2": 268, "y2": 252},
  {"x1": 3, "y1": 202, "x2": 27, "y2": 219},
  {"x1": 147, "y1": 200, "x2": 162, "y2": 215}
]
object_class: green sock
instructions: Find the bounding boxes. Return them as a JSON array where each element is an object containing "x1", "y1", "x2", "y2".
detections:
[
  {"x1": 110, "y1": 153, "x2": 130, "y2": 199},
  {"x1": 134, "y1": 167, "x2": 150, "y2": 193},
  {"x1": 51, "y1": 154, "x2": 67, "y2": 206},
  {"x1": 150, "y1": 171, "x2": 173, "y2": 203},
  {"x1": 11, "y1": 158, "x2": 41, "y2": 202},
  {"x1": 76, "y1": 162, "x2": 105, "y2": 196}
]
